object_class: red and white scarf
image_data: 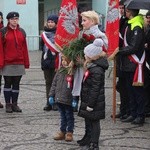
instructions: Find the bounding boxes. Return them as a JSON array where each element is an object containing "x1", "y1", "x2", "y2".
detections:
[
  {"x1": 41, "y1": 32, "x2": 60, "y2": 54},
  {"x1": 41, "y1": 32, "x2": 61, "y2": 69},
  {"x1": 124, "y1": 27, "x2": 145, "y2": 86}
]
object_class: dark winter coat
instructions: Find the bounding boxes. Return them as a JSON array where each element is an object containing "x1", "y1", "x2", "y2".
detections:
[
  {"x1": 116, "y1": 16, "x2": 128, "y2": 77},
  {"x1": 78, "y1": 57, "x2": 109, "y2": 120},
  {"x1": 145, "y1": 24, "x2": 150, "y2": 66},
  {"x1": 41, "y1": 27, "x2": 56, "y2": 70},
  {"x1": 118, "y1": 15, "x2": 145, "y2": 73},
  {"x1": 49, "y1": 69, "x2": 73, "y2": 106}
]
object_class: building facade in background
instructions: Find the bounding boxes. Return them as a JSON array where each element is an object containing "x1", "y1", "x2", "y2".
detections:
[{"x1": 0, "y1": 0, "x2": 108, "y2": 51}]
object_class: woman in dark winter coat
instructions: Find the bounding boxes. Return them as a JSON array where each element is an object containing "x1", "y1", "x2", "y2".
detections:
[
  {"x1": 40, "y1": 14, "x2": 59, "y2": 111},
  {"x1": 78, "y1": 39, "x2": 109, "y2": 150}
]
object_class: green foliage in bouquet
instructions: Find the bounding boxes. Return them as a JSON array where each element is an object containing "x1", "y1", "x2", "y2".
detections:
[
  {"x1": 62, "y1": 38, "x2": 92, "y2": 63},
  {"x1": 59, "y1": 67, "x2": 69, "y2": 74}
]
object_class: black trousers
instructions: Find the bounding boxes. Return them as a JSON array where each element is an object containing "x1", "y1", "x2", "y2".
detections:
[
  {"x1": 117, "y1": 77, "x2": 130, "y2": 116},
  {"x1": 144, "y1": 86, "x2": 150, "y2": 113},
  {"x1": 124, "y1": 72, "x2": 145, "y2": 118},
  {"x1": 43, "y1": 69, "x2": 55, "y2": 102},
  {"x1": 85, "y1": 118, "x2": 100, "y2": 144},
  {"x1": 144, "y1": 67, "x2": 150, "y2": 113},
  {"x1": 3, "y1": 76, "x2": 22, "y2": 104}
]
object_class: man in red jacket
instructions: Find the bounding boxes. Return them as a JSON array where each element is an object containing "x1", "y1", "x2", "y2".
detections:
[{"x1": 0, "y1": 11, "x2": 30, "y2": 113}]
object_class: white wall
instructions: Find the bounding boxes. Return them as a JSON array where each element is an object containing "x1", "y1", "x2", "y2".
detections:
[
  {"x1": 1, "y1": 0, "x2": 39, "y2": 51},
  {"x1": 92, "y1": 0, "x2": 108, "y2": 28}
]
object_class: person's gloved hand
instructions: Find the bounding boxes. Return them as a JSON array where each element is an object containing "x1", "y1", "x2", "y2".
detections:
[
  {"x1": 49, "y1": 97, "x2": 54, "y2": 106},
  {"x1": 72, "y1": 99, "x2": 77, "y2": 108},
  {"x1": 86, "y1": 106, "x2": 93, "y2": 112}
]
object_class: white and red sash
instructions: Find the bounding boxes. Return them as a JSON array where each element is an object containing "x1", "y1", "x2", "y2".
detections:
[
  {"x1": 41, "y1": 32, "x2": 61, "y2": 69},
  {"x1": 124, "y1": 27, "x2": 145, "y2": 86},
  {"x1": 41, "y1": 32, "x2": 60, "y2": 54}
]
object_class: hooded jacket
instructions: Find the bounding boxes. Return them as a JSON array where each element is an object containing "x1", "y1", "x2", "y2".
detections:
[
  {"x1": 49, "y1": 68, "x2": 73, "y2": 106},
  {"x1": 78, "y1": 57, "x2": 109, "y2": 120}
]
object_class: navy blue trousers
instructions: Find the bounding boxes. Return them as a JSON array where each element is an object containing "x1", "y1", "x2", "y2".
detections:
[{"x1": 57, "y1": 103, "x2": 74, "y2": 133}]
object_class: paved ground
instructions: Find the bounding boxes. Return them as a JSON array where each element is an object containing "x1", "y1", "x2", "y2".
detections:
[{"x1": 0, "y1": 51, "x2": 150, "y2": 150}]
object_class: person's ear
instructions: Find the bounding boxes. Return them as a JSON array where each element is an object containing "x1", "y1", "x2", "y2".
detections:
[{"x1": 91, "y1": 19, "x2": 95, "y2": 26}]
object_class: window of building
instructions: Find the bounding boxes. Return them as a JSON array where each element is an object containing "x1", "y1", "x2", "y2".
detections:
[{"x1": 77, "y1": 0, "x2": 92, "y2": 12}]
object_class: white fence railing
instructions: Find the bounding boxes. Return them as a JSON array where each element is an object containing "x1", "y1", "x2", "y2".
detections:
[{"x1": 26, "y1": 35, "x2": 41, "y2": 51}]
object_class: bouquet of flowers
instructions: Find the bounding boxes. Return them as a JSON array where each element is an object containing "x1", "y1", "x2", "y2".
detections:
[
  {"x1": 61, "y1": 33, "x2": 95, "y2": 75},
  {"x1": 63, "y1": 34, "x2": 95, "y2": 64}
]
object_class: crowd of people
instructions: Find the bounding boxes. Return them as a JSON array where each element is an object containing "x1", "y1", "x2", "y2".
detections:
[{"x1": 0, "y1": 0, "x2": 150, "y2": 149}]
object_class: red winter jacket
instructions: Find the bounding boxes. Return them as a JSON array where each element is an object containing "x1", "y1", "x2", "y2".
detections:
[{"x1": 0, "y1": 24, "x2": 30, "y2": 69}]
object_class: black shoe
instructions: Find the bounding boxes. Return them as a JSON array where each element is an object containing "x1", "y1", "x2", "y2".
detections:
[
  {"x1": 0, "y1": 102, "x2": 3, "y2": 108},
  {"x1": 88, "y1": 143, "x2": 99, "y2": 150},
  {"x1": 6, "y1": 104, "x2": 13, "y2": 113},
  {"x1": 120, "y1": 114, "x2": 129, "y2": 120},
  {"x1": 43, "y1": 104, "x2": 52, "y2": 111},
  {"x1": 121, "y1": 116, "x2": 135, "y2": 123},
  {"x1": 12, "y1": 105, "x2": 22, "y2": 112},
  {"x1": 131, "y1": 117, "x2": 145, "y2": 125},
  {"x1": 77, "y1": 135, "x2": 91, "y2": 146},
  {"x1": 145, "y1": 112, "x2": 150, "y2": 117}
]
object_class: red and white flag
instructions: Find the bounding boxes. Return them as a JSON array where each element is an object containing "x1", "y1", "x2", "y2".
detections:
[
  {"x1": 55, "y1": 0, "x2": 79, "y2": 50},
  {"x1": 106, "y1": 0, "x2": 119, "y2": 56}
]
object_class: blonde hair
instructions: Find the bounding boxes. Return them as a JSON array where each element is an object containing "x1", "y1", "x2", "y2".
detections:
[{"x1": 81, "y1": 10, "x2": 100, "y2": 25}]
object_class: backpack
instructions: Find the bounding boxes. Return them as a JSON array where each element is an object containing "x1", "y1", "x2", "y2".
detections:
[{"x1": 0, "y1": 27, "x2": 26, "y2": 40}]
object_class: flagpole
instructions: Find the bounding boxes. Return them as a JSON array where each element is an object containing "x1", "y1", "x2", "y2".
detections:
[{"x1": 105, "y1": 0, "x2": 119, "y2": 122}]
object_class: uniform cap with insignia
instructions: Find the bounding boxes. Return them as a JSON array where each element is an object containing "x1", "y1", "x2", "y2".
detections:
[{"x1": 6, "y1": 11, "x2": 19, "y2": 19}]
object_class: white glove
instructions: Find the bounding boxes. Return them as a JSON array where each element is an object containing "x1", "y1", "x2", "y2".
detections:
[{"x1": 86, "y1": 106, "x2": 93, "y2": 112}]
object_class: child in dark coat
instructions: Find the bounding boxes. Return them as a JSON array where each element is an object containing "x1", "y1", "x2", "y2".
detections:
[
  {"x1": 41, "y1": 14, "x2": 59, "y2": 111},
  {"x1": 49, "y1": 55, "x2": 74, "y2": 142},
  {"x1": 78, "y1": 39, "x2": 109, "y2": 150}
]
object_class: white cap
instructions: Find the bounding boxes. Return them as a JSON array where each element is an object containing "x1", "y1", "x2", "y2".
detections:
[{"x1": 84, "y1": 38, "x2": 104, "y2": 58}]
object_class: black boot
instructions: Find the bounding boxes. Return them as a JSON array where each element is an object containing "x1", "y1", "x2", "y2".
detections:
[
  {"x1": 88, "y1": 143, "x2": 99, "y2": 150},
  {"x1": 0, "y1": 102, "x2": 3, "y2": 108},
  {"x1": 121, "y1": 115, "x2": 135, "y2": 123},
  {"x1": 43, "y1": 100, "x2": 52, "y2": 111},
  {"x1": 131, "y1": 117, "x2": 145, "y2": 125},
  {"x1": 77, "y1": 133, "x2": 91, "y2": 146},
  {"x1": 12, "y1": 104, "x2": 22, "y2": 112},
  {"x1": 6, "y1": 103, "x2": 13, "y2": 113}
]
